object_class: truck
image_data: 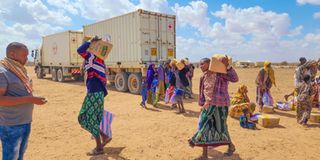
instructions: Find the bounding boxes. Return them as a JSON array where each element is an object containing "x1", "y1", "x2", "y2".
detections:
[
  {"x1": 83, "y1": 9, "x2": 176, "y2": 94},
  {"x1": 32, "y1": 30, "x2": 84, "y2": 82}
]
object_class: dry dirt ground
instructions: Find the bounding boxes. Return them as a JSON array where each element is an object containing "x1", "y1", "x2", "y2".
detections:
[{"x1": 1, "y1": 67, "x2": 320, "y2": 160}]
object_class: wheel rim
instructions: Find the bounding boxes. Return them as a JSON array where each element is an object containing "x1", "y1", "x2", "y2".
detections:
[
  {"x1": 58, "y1": 70, "x2": 63, "y2": 81},
  {"x1": 118, "y1": 77, "x2": 123, "y2": 88},
  {"x1": 52, "y1": 69, "x2": 56, "y2": 80},
  {"x1": 130, "y1": 77, "x2": 138, "y2": 91}
]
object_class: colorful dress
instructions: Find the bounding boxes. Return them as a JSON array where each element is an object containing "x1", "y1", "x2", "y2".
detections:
[
  {"x1": 146, "y1": 64, "x2": 155, "y2": 104},
  {"x1": 140, "y1": 81, "x2": 148, "y2": 106},
  {"x1": 157, "y1": 65, "x2": 165, "y2": 97},
  {"x1": 297, "y1": 82, "x2": 313, "y2": 123},
  {"x1": 230, "y1": 85, "x2": 256, "y2": 118},
  {"x1": 256, "y1": 62, "x2": 275, "y2": 107},
  {"x1": 240, "y1": 115, "x2": 256, "y2": 129},
  {"x1": 314, "y1": 77, "x2": 320, "y2": 108},
  {"x1": 170, "y1": 69, "x2": 184, "y2": 104},
  {"x1": 190, "y1": 68, "x2": 239, "y2": 147},
  {"x1": 151, "y1": 78, "x2": 159, "y2": 106},
  {"x1": 77, "y1": 42, "x2": 107, "y2": 138}
]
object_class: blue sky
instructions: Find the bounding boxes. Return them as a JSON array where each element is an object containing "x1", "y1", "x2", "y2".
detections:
[{"x1": 0, "y1": 0, "x2": 319, "y2": 62}]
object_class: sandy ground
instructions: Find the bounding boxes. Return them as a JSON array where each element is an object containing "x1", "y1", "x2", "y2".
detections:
[{"x1": 1, "y1": 67, "x2": 320, "y2": 160}]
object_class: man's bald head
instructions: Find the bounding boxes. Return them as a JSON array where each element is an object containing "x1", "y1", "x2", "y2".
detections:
[
  {"x1": 6, "y1": 42, "x2": 29, "y2": 65},
  {"x1": 6, "y1": 42, "x2": 28, "y2": 57}
]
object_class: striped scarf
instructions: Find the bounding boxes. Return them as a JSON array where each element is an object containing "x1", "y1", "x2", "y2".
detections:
[{"x1": 0, "y1": 57, "x2": 33, "y2": 94}]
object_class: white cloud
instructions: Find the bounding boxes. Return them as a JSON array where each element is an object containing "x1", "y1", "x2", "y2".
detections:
[
  {"x1": 44, "y1": 0, "x2": 173, "y2": 21},
  {"x1": 172, "y1": 1, "x2": 209, "y2": 32},
  {"x1": 288, "y1": 25, "x2": 303, "y2": 37},
  {"x1": 137, "y1": 0, "x2": 173, "y2": 14},
  {"x1": 212, "y1": 4, "x2": 299, "y2": 38},
  {"x1": 0, "y1": 21, "x2": 63, "y2": 60},
  {"x1": 0, "y1": 1, "x2": 36, "y2": 24},
  {"x1": 20, "y1": 0, "x2": 72, "y2": 26},
  {"x1": 0, "y1": 0, "x2": 69, "y2": 59},
  {"x1": 297, "y1": 0, "x2": 320, "y2": 5},
  {"x1": 47, "y1": 0, "x2": 79, "y2": 15},
  {"x1": 174, "y1": 2, "x2": 318, "y2": 62},
  {"x1": 313, "y1": 12, "x2": 320, "y2": 19},
  {"x1": 74, "y1": 0, "x2": 135, "y2": 20},
  {"x1": 305, "y1": 33, "x2": 320, "y2": 44}
]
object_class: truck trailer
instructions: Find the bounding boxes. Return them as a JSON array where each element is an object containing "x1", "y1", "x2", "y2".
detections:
[
  {"x1": 83, "y1": 9, "x2": 176, "y2": 94},
  {"x1": 33, "y1": 30, "x2": 84, "y2": 82}
]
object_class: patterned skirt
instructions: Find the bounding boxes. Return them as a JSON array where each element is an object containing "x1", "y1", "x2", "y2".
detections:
[
  {"x1": 297, "y1": 101, "x2": 312, "y2": 123},
  {"x1": 147, "y1": 90, "x2": 153, "y2": 104},
  {"x1": 157, "y1": 80, "x2": 165, "y2": 96},
  {"x1": 190, "y1": 106, "x2": 231, "y2": 147},
  {"x1": 78, "y1": 92, "x2": 104, "y2": 137}
]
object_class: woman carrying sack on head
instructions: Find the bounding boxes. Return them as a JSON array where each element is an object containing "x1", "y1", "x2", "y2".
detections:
[{"x1": 256, "y1": 61, "x2": 276, "y2": 112}]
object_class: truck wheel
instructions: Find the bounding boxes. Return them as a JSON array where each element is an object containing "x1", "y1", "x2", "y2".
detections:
[
  {"x1": 115, "y1": 72, "x2": 129, "y2": 92},
  {"x1": 128, "y1": 73, "x2": 142, "y2": 94},
  {"x1": 57, "y1": 68, "x2": 65, "y2": 82},
  {"x1": 52, "y1": 68, "x2": 57, "y2": 81},
  {"x1": 36, "y1": 66, "x2": 44, "y2": 79}
]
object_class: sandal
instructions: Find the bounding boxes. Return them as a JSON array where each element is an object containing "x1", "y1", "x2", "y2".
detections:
[
  {"x1": 188, "y1": 139, "x2": 195, "y2": 148},
  {"x1": 140, "y1": 103, "x2": 145, "y2": 108},
  {"x1": 224, "y1": 144, "x2": 236, "y2": 156},
  {"x1": 86, "y1": 148, "x2": 104, "y2": 156}
]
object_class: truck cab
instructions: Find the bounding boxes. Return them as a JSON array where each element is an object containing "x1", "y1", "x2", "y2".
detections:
[{"x1": 31, "y1": 48, "x2": 44, "y2": 79}]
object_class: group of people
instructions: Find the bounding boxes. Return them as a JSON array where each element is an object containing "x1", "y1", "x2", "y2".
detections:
[
  {"x1": 229, "y1": 58, "x2": 320, "y2": 131},
  {"x1": 285, "y1": 57, "x2": 320, "y2": 126},
  {"x1": 140, "y1": 58, "x2": 195, "y2": 114},
  {"x1": 1, "y1": 39, "x2": 319, "y2": 160}
]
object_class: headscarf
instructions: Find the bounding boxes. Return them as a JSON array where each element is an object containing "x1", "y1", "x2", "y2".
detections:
[
  {"x1": 263, "y1": 61, "x2": 276, "y2": 87},
  {"x1": 0, "y1": 57, "x2": 33, "y2": 94},
  {"x1": 303, "y1": 60, "x2": 318, "y2": 80},
  {"x1": 146, "y1": 64, "x2": 155, "y2": 90},
  {"x1": 234, "y1": 85, "x2": 248, "y2": 100}
]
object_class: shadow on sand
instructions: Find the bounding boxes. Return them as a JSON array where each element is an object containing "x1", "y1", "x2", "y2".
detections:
[{"x1": 90, "y1": 147, "x2": 128, "y2": 160}]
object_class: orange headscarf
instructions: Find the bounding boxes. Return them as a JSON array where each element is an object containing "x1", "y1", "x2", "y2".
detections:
[{"x1": 264, "y1": 61, "x2": 276, "y2": 87}]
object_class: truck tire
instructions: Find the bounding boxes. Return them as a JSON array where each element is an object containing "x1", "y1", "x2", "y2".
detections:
[
  {"x1": 115, "y1": 72, "x2": 129, "y2": 92},
  {"x1": 52, "y1": 68, "x2": 57, "y2": 81},
  {"x1": 36, "y1": 66, "x2": 44, "y2": 79},
  {"x1": 128, "y1": 73, "x2": 142, "y2": 94},
  {"x1": 57, "y1": 68, "x2": 65, "y2": 82}
]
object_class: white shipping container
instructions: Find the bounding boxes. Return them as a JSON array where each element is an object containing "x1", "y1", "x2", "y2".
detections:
[
  {"x1": 83, "y1": 9, "x2": 176, "y2": 67},
  {"x1": 41, "y1": 30, "x2": 83, "y2": 67}
]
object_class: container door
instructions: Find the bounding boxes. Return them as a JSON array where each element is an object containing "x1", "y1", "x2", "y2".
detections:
[
  {"x1": 159, "y1": 16, "x2": 175, "y2": 61},
  {"x1": 141, "y1": 13, "x2": 159, "y2": 62},
  {"x1": 70, "y1": 32, "x2": 83, "y2": 65}
]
